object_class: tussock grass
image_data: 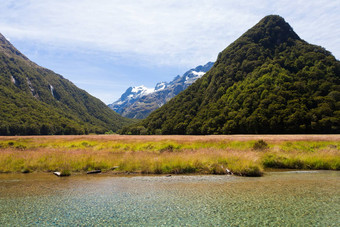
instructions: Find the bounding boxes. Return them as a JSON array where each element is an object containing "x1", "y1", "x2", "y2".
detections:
[
  {"x1": 262, "y1": 150, "x2": 340, "y2": 170},
  {"x1": 0, "y1": 135, "x2": 338, "y2": 177}
]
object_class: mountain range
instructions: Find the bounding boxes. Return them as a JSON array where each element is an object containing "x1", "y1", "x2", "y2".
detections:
[
  {"x1": 0, "y1": 33, "x2": 133, "y2": 135},
  {"x1": 108, "y1": 62, "x2": 214, "y2": 119},
  {"x1": 121, "y1": 15, "x2": 340, "y2": 135}
]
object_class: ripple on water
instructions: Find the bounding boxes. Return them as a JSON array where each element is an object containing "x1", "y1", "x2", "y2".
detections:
[{"x1": 0, "y1": 171, "x2": 339, "y2": 226}]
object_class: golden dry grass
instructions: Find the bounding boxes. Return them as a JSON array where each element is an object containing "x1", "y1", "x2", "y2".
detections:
[
  {"x1": 1, "y1": 134, "x2": 339, "y2": 142},
  {"x1": 0, "y1": 135, "x2": 339, "y2": 176}
]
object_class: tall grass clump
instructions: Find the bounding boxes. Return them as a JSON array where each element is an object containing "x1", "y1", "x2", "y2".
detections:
[
  {"x1": 253, "y1": 140, "x2": 269, "y2": 150},
  {"x1": 262, "y1": 150, "x2": 340, "y2": 170},
  {"x1": 59, "y1": 169, "x2": 71, "y2": 176}
]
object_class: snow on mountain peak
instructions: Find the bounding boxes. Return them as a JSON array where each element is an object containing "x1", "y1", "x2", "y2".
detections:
[
  {"x1": 155, "y1": 82, "x2": 167, "y2": 91},
  {"x1": 191, "y1": 71, "x2": 205, "y2": 77},
  {"x1": 184, "y1": 70, "x2": 206, "y2": 84},
  {"x1": 108, "y1": 62, "x2": 214, "y2": 117},
  {"x1": 131, "y1": 85, "x2": 154, "y2": 94}
]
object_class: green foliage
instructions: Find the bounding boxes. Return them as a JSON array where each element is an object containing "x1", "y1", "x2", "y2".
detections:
[
  {"x1": 122, "y1": 15, "x2": 339, "y2": 135},
  {"x1": 253, "y1": 140, "x2": 269, "y2": 150},
  {"x1": 59, "y1": 169, "x2": 71, "y2": 177},
  {"x1": 159, "y1": 144, "x2": 175, "y2": 153},
  {"x1": 0, "y1": 34, "x2": 134, "y2": 135},
  {"x1": 262, "y1": 153, "x2": 340, "y2": 170},
  {"x1": 105, "y1": 130, "x2": 115, "y2": 135}
]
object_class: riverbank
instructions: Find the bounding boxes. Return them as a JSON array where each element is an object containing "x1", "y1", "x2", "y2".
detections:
[{"x1": 0, "y1": 135, "x2": 339, "y2": 177}]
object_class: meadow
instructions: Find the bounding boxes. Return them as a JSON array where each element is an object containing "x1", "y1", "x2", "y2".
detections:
[{"x1": 0, "y1": 135, "x2": 339, "y2": 177}]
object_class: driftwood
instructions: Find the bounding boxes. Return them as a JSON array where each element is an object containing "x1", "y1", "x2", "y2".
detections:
[
  {"x1": 221, "y1": 165, "x2": 233, "y2": 175},
  {"x1": 226, "y1": 168, "x2": 233, "y2": 175},
  {"x1": 53, "y1": 171, "x2": 61, "y2": 176},
  {"x1": 53, "y1": 171, "x2": 70, "y2": 177},
  {"x1": 87, "y1": 170, "x2": 101, "y2": 174}
]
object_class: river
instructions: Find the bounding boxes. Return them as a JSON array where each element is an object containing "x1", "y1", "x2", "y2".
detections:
[{"x1": 0, "y1": 171, "x2": 339, "y2": 226}]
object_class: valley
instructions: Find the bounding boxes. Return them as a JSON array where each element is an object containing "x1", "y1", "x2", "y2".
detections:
[{"x1": 1, "y1": 2, "x2": 339, "y2": 226}]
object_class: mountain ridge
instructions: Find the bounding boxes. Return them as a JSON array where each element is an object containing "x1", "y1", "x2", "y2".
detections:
[
  {"x1": 121, "y1": 15, "x2": 340, "y2": 135},
  {"x1": 0, "y1": 33, "x2": 133, "y2": 135},
  {"x1": 109, "y1": 62, "x2": 214, "y2": 119}
]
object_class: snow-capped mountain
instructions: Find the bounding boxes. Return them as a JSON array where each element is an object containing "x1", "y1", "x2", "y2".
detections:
[
  {"x1": 108, "y1": 85, "x2": 153, "y2": 114},
  {"x1": 108, "y1": 62, "x2": 214, "y2": 119}
]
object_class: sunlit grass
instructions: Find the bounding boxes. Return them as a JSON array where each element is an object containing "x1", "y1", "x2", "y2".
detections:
[
  {"x1": 262, "y1": 149, "x2": 340, "y2": 170},
  {"x1": 0, "y1": 135, "x2": 338, "y2": 177}
]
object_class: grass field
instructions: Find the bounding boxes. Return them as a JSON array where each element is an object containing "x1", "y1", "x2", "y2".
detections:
[{"x1": 0, "y1": 135, "x2": 339, "y2": 177}]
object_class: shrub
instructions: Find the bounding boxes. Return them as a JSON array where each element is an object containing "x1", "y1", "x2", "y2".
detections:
[
  {"x1": 160, "y1": 145, "x2": 175, "y2": 153},
  {"x1": 105, "y1": 130, "x2": 115, "y2": 134},
  {"x1": 253, "y1": 140, "x2": 269, "y2": 150}
]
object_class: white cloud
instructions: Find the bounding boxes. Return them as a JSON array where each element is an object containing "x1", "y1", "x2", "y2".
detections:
[{"x1": 0, "y1": 0, "x2": 339, "y2": 67}]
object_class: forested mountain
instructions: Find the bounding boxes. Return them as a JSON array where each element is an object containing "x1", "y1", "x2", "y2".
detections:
[
  {"x1": 0, "y1": 33, "x2": 133, "y2": 135},
  {"x1": 108, "y1": 62, "x2": 213, "y2": 119},
  {"x1": 121, "y1": 15, "x2": 340, "y2": 135}
]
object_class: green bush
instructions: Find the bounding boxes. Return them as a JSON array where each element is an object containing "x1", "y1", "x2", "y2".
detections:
[
  {"x1": 253, "y1": 140, "x2": 269, "y2": 150},
  {"x1": 105, "y1": 130, "x2": 115, "y2": 134},
  {"x1": 160, "y1": 145, "x2": 175, "y2": 153}
]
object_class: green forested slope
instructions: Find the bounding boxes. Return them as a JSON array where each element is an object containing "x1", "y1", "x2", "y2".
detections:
[
  {"x1": 122, "y1": 15, "x2": 340, "y2": 135},
  {"x1": 0, "y1": 33, "x2": 133, "y2": 135}
]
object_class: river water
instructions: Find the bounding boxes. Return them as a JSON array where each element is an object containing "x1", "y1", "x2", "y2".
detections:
[{"x1": 0, "y1": 171, "x2": 339, "y2": 226}]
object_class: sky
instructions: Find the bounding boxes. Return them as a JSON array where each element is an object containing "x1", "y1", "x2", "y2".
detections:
[{"x1": 0, "y1": 0, "x2": 339, "y2": 104}]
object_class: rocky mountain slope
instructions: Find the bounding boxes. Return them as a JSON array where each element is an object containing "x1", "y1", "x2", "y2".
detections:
[
  {"x1": 0, "y1": 33, "x2": 133, "y2": 135},
  {"x1": 121, "y1": 15, "x2": 340, "y2": 135},
  {"x1": 109, "y1": 62, "x2": 214, "y2": 119}
]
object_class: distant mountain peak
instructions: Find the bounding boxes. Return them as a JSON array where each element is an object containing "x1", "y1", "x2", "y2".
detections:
[{"x1": 108, "y1": 62, "x2": 214, "y2": 118}]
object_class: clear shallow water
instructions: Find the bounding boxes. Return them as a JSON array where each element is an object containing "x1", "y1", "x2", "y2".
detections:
[{"x1": 0, "y1": 171, "x2": 339, "y2": 226}]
